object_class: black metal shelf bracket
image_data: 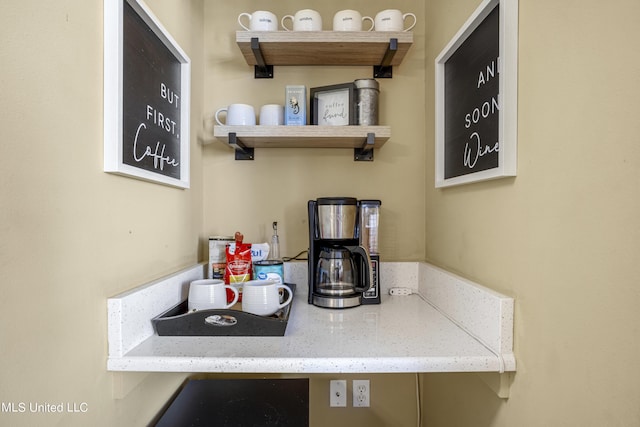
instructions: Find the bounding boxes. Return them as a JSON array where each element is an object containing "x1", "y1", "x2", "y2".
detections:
[
  {"x1": 373, "y1": 38, "x2": 398, "y2": 79},
  {"x1": 354, "y1": 133, "x2": 375, "y2": 161},
  {"x1": 228, "y1": 132, "x2": 254, "y2": 160},
  {"x1": 251, "y1": 37, "x2": 274, "y2": 79}
]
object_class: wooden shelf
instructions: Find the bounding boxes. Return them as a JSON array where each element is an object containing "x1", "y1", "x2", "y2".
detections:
[
  {"x1": 213, "y1": 125, "x2": 389, "y2": 147},
  {"x1": 212, "y1": 125, "x2": 390, "y2": 161},
  {"x1": 236, "y1": 31, "x2": 413, "y2": 70},
  {"x1": 215, "y1": 32, "x2": 405, "y2": 158}
]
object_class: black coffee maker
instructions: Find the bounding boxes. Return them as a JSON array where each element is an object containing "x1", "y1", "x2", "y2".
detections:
[{"x1": 308, "y1": 197, "x2": 381, "y2": 308}]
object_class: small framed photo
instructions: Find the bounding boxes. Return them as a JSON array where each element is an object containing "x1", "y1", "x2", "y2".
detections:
[{"x1": 310, "y1": 83, "x2": 356, "y2": 126}]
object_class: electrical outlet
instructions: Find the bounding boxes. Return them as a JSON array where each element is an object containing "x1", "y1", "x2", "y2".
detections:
[
  {"x1": 330, "y1": 380, "x2": 347, "y2": 407},
  {"x1": 389, "y1": 287, "x2": 413, "y2": 296},
  {"x1": 352, "y1": 379, "x2": 370, "y2": 407}
]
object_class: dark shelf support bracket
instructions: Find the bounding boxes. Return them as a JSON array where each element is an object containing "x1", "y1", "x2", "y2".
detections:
[
  {"x1": 373, "y1": 38, "x2": 398, "y2": 79},
  {"x1": 228, "y1": 132, "x2": 254, "y2": 160},
  {"x1": 251, "y1": 37, "x2": 274, "y2": 79},
  {"x1": 354, "y1": 133, "x2": 375, "y2": 161}
]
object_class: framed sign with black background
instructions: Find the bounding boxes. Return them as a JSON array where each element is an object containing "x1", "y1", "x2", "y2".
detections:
[
  {"x1": 435, "y1": 0, "x2": 518, "y2": 188},
  {"x1": 104, "y1": 0, "x2": 191, "y2": 188}
]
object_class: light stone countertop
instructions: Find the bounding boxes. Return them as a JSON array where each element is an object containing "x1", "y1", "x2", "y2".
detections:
[{"x1": 107, "y1": 262, "x2": 515, "y2": 374}]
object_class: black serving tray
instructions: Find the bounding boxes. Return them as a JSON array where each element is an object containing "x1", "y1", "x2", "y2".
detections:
[{"x1": 152, "y1": 283, "x2": 295, "y2": 337}]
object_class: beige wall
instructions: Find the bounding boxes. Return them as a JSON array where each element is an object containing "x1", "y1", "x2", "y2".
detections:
[
  {"x1": 5, "y1": 0, "x2": 637, "y2": 426},
  {"x1": 1, "y1": 0, "x2": 204, "y2": 425},
  {"x1": 200, "y1": 1, "x2": 426, "y2": 426},
  {"x1": 422, "y1": 0, "x2": 640, "y2": 426},
  {"x1": 1, "y1": 0, "x2": 425, "y2": 426},
  {"x1": 201, "y1": 0, "x2": 427, "y2": 262}
]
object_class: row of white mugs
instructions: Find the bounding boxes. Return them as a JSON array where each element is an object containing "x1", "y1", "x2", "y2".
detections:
[
  {"x1": 239, "y1": 9, "x2": 416, "y2": 33},
  {"x1": 216, "y1": 103, "x2": 283, "y2": 126},
  {"x1": 189, "y1": 279, "x2": 293, "y2": 317}
]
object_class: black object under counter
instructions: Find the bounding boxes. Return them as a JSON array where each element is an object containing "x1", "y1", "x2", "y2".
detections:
[{"x1": 154, "y1": 378, "x2": 309, "y2": 427}]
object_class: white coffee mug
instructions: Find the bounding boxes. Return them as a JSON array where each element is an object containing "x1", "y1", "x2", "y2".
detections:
[
  {"x1": 188, "y1": 279, "x2": 239, "y2": 311},
  {"x1": 259, "y1": 104, "x2": 285, "y2": 125},
  {"x1": 333, "y1": 10, "x2": 374, "y2": 32},
  {"x1": 241, "y1": 280, "x2": 293, "y2": 316},
  {"x1": 215, "y1": 104, "x2": 256, "y2": 126},
  {"x1": 238, "y1": 11, "x2": 278, "y2": 32},
  {"x1": 281, "y1": 9, "x2": 322, "y2": 31},
  {"x1": 374, "y1": 9, "x2": 416, "y2": 32}
]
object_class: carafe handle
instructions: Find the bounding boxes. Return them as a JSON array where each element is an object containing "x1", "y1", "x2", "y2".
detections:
[{"x1": 345, "y1": 245, "x2": 373, "y2": 293}]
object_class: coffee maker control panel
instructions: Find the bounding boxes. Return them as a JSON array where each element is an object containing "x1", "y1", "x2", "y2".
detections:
[
  {"x1": 359, "y1": 200, "x2": 381, "y2": 304},
  {"x1": 361, "y1": 257, "x2": 380, "y2": 303}
]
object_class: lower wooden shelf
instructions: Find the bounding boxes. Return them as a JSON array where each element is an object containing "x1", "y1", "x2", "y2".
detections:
[
  {"x1": 211, "y1": 125, "x2": 391, "y2": 161},
  {"x1": 212, "y1": 125, "x2": 389, "y2": 147}
]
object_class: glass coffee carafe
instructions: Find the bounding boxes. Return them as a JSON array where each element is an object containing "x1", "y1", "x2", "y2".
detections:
[{"x1": 316, "y1": 246, "x2": 371, "y2": 297}]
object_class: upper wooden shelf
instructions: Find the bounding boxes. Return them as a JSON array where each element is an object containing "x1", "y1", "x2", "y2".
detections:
[{"x1": 236, "y1": 31, "x2": 413, "y2": 67}]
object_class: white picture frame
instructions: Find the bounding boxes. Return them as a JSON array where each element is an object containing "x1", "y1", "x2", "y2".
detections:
[
  {"x1": 435, "y1": 0, "x2": 518, "y2": 188},
  {"x1": 104, "y1": 0, "x2": 191, "y2": 189}
]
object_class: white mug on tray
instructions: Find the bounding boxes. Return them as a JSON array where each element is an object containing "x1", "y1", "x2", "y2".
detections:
[
  {"x1": 188, "y1": 279, "x2": 239, "y2": 311},
  {"x1": 241, "y1": 280, "x2": 293, "y2": 316}
]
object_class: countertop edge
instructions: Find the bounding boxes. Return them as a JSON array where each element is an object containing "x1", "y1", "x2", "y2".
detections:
[{"x1": 107, "y1": 355, "x2": 509, "y2": 374}]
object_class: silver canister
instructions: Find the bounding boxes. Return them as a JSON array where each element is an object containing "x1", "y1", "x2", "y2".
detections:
[{"x1": 354, "y1": 79, "x2": 379, "y2": 125}]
